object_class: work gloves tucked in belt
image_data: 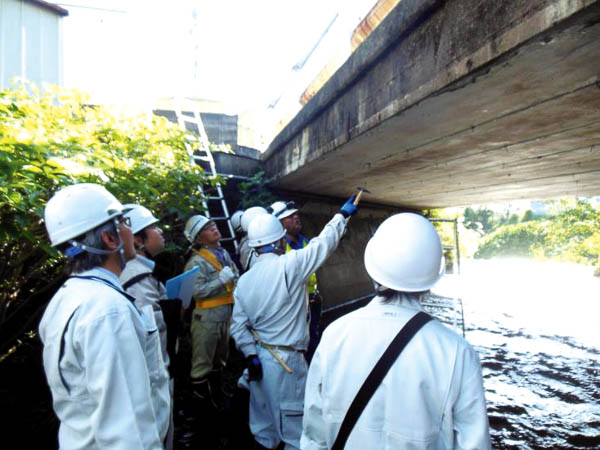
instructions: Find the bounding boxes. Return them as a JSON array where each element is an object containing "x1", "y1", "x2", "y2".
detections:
[
  {"x1": 218, "y1": 266, "x2": 235, "y2": 285},
  {"x1": 246, "y1": 354, "x2": 263, "y2": 381},
  {"x1": 340, "y1": 194, "x2": 358, "y2": 218}
]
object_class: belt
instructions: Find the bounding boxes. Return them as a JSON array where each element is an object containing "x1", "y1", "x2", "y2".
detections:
[
  {"x1": 195, "y1": 296, "x2": 233, "y2": 309},
  {"x1": 258, "y1": 341, "x2": 305, "y2": 353}
]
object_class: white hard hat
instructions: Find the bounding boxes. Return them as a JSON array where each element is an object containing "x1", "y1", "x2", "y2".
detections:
[
  {"x1": 364, "y1": 213, "x2": 445, "y2": 292},
  {"x1": 230, "y1": 210, "x2": 244, "y2": 233},
  {"x1": 123, "y1": 204, "x2": 159, "y2": 235},
  {"x1": 270, "y1": 201, "x2": 298, "y2": 220},
  {"x1": 45, "y1": 183, "x2": 125, "y2": 247},
  {"x1": 247, "y1": 213, "x2": 286, "y2": 248},
  {"x1": 241, "y1": 206, "x2": 268, "y2": 233},
  {"x1": 184, "y1": 214, "x2": 210, "y2": 243}
]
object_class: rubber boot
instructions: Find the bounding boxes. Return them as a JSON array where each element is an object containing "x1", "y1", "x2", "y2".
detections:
[
  {"x1": 190, "y1": 378, "x2": 218, "y2": 409},
  {"x1": 208, "y1": 370, "x2": 225, "y2": 412},
  {"x1": 188, "y1": 378, "x2": 219, "y2": 448}
]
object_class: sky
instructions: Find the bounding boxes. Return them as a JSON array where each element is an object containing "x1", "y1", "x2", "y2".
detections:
[{"x1": 59, "y1": 0, "x2": 376, "y2": 114}]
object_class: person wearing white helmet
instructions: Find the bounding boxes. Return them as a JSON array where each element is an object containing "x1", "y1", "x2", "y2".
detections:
[
  {"x1": 231, "y1": 210, "x2": 244, "y2": 235},
  {"x1": 229, "y1": 209, "x2": 246, "y2": 271},
  {"x1": 38, "y1": 183, "x2": 170, "y2": 449},
  {"x1": 230, "y1": 195, "x2": 358, "y2": 450},
  {"x1": 302, "y1": 213, "x2": 491, "y2": 450},
  {"x1": 120, "y1": 204, "x2": 180, "y2": 449},
  {"x1": 183, "y1": 214, "x2": 240, "y2": 411},
  {"x1": 238, "y1": 206, "x2": 269, "y2": 271},
  {"x1": 270, "y1": 200, "x2": 321, "y2": 364}
]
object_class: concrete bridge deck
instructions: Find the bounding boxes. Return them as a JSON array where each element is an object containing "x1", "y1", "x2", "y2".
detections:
[{"x1": 263, "y1": 0, "x2": 600, "y2": 209}]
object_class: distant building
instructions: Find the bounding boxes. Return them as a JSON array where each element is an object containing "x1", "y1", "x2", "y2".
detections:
[{"x1": 0, "y1": 0, "x2": 68, "y2": 89}]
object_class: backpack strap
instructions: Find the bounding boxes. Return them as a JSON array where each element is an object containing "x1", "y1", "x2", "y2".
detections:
[
  {"x1": 332, "y1": 311, "x2": 432, "y2": 450},
  {"x1": 122, "y1": 272, "x2": 153, "y2": 291}
]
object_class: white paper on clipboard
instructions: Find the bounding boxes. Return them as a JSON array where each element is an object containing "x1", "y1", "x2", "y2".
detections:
[{"x1": 165, "y1": 266, "x2": 200, "y2": 309}]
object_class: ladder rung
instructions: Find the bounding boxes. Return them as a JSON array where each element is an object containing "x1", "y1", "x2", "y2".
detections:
[
  {"x1": 208, "y1": 196, "x2": 224, "y2": 201},
  {"x1": 193, "y1": 156, "x2": 211, "y2": 162},
  {"x1": 210, "y1": 216, "x2": 229, "y2": 221},
  {"x1": 220, "y1": 237, "x2": 235, "y2": 242}
]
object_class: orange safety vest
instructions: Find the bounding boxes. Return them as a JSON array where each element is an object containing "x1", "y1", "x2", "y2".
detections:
[{"x1": 194, "y1": 248, "x2": 234, "y2": 309}]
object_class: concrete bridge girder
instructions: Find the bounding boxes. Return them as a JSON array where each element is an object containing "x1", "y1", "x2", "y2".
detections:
[{"x1": 263, "y1": 0, "x2": 600, "y2": 209}]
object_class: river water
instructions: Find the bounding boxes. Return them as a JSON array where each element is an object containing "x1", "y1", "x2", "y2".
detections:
[{"x1": 431, "y1": 258, "x2": 600, "y2": 449}]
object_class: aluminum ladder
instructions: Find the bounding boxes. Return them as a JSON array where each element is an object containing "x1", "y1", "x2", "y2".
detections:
[{"x1": 173, "y1": 99, "x2": 239, "y2": 251}]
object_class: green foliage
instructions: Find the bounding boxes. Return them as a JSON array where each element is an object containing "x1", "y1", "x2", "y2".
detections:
[
  {"x1": 475, "y1": 221, "x2": 548, "y2": 259},
  {"x1": 464, "y1": 206, "x2": 545, "y2": 236},
  {"x1": 237, "y1": 169, "x2": 278, "y2": 208},
  {"x1": 521, "y1": 209, "x2": 537, "y2": 222},
  {"x1": 463, "y1": 207, "x2": 496, "y2": 236},
  {"x1": 422, "y1": 209, "x2": 461, "y2": 273},
  {"x1": 501, "y1": 213, "x2": 520, "y2": 226},
  {"x1": 475, "y1": 200, "x2": 600, "y2": 269},
  {"x1": 0, "y1": 81, "x2": 211, "y2": 357}
]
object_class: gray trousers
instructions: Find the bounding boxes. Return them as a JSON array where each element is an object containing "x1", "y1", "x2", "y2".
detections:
[
  {"x1": 190, "y1": 306, "x2": 231, "y2": 379},
  {"x1": 249, "y1": 346, "x2": 307, "y2": 450}
]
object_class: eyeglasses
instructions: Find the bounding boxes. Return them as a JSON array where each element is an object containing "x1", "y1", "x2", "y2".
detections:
[{"x1": 117, "y1": 216, "x2": 132, "y2": 227}]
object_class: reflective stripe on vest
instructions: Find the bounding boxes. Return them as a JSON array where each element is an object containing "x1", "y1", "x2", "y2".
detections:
[
  {"x1": 193, "y1": 248, "x2": 234, "y2": 309},
  {"x1": 285, "y1": 236, "x2": 318, "y2": 294}
]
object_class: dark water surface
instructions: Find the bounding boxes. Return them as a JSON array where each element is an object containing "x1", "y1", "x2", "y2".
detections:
[{"x1": 432, "y1": 259, "x2": 600, "y2": 449}]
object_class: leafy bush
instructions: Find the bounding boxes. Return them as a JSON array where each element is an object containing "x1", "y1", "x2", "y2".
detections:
[
  {"x1": 475, "y1": 221, "x2": 548, "y2": 259},
  {"x1": 237, "y1": 169, "x2": 278, "y2": 209},
  {"x1": 475, "y1": 201, "x2": 600, "y2": 271},
  {"x1": 0, "y1": 82, "x2": 211, "y2": 359},
  {"x1": 463, "y1": 207, "x2": 496, "y2": 236}
]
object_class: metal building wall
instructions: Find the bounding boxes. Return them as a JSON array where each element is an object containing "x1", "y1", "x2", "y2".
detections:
[{"x1": 0, "y1": 0, "x2": 63, "y2": 89}]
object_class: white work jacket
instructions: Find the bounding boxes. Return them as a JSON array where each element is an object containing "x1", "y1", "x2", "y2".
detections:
[
  {"x1": 238, "y1": 235, "x2": 258, "y2": 271},
  {"x1": 121, "y1": 255, "x2": 170, "y2": 368},
  {"x1": 39, "y1": 267, "x2": 170, "y2": 450},
  {"x1": 231, "y1": 213, "x2": 346, "y2": 357},
  {"x1": 302, "y1": 294, "x2": 491, "y2": 450}
]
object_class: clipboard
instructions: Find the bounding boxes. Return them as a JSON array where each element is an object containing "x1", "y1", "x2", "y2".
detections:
[{"x1": 165, "y1": 266, "x2": 200, "y2": 309}]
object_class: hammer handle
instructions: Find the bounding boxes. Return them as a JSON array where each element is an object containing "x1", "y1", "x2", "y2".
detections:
[
  {"x1": 353, "y1": 190, "x2": 364, "y2": 206},
  {"x1": 250, "y1": 329, "x2": 293, "y2": 374}
]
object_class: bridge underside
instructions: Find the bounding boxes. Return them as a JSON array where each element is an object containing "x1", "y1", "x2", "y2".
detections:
[{"x1": 263, "y1": 0, "x2": 600, "y2": 209}]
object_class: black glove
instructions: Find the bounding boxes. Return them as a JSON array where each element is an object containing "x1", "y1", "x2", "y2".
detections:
[
  {"x1": 340, "y1": 194, "x2": 358, "y2": 218},
  {"x1": 246, "y1": 354, "x2": 263, "y2": 381}
]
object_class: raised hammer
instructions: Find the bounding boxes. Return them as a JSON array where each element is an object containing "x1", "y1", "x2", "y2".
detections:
[{"x1": 353, "y1": 186, "x2": 371, "y2": 206}]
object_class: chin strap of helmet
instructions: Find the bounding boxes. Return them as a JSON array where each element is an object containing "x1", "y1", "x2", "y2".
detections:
[
  {"x1": 65, "y1": 217, "x2": 127, "y2": 269},
  {"x1": 257, "y1": 240, "x2": 285, "y2": 255}
]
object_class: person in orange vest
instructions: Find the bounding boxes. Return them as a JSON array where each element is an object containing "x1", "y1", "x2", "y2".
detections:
[
  {"x1": 270, "y1": 200, "x2": 321, "y2": 364},
  {"x1": 183, "y1": 215, "x2": 240, "y2": 410}
]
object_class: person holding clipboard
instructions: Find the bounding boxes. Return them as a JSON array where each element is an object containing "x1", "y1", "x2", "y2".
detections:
[{"x1": 183, "y1": 214, "x2": 240, "y2": 412}]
